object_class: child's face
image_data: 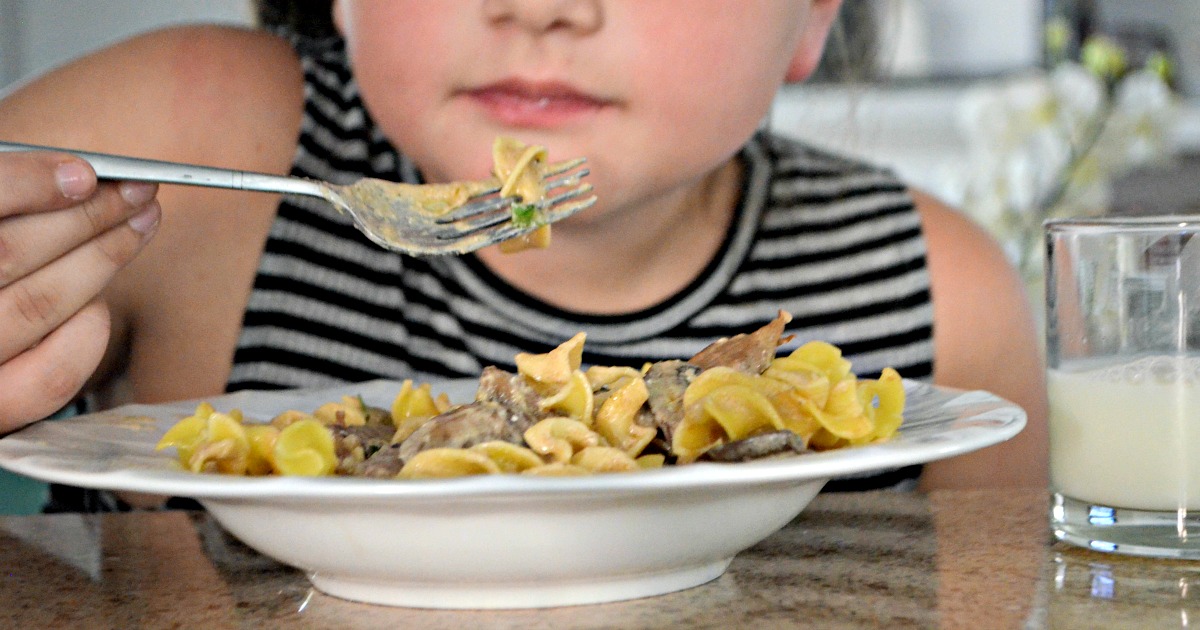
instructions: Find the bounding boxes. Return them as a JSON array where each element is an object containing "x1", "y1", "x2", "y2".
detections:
[{"x1": 335, "y1": 1, "x2": 838, "y2": 218}]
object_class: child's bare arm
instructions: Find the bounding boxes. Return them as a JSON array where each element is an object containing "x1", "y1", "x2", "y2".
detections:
[{"x1": 913, "y1": 189, "x2": 1050, "y2": 489}]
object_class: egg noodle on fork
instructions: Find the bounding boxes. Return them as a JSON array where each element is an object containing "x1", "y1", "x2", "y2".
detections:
[{"x1": 492, "y1": 137, "x2": 552, "y2": 253}]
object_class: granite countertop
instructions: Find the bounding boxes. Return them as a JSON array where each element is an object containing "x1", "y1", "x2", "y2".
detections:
[{"x1": 1, "y1": 489, "x2": 1196, "y2": 628}]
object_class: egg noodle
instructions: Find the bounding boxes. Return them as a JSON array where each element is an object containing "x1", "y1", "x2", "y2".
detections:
[
  {"x1": 157, "y1": 312, "x2": 905, "y2": 478},
  {"x1": 492, "y1": 137, "x2": 552, "y2": 253}
]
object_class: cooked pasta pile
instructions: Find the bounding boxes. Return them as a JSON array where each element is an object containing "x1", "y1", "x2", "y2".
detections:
[{"x1": 157, "y1": 312, "x2": 905, "y2": 478}]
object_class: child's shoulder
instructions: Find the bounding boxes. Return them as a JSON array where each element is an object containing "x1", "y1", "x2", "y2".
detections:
[
  {"x1": 93, "y1": 25, "x2": 304, "y2": 149},
  {"x1": 123, "y1": 23, "x2": 293, "y2": 56},
  {"x1": 13, "y1": 24, "x2": 299, "y2": 105},
  {"x1": 100, "y1": 24, "x2": 299, "y2": 87}
]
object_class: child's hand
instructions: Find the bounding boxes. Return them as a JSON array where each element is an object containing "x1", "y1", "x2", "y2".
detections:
[{"x1": 0, "y1": 150, "x2": 160, "y2": 432}]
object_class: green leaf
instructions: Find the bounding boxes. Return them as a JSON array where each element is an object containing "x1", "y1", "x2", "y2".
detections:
[{"x1": 511, "y1": 203, "x2": 542, "y2": 229}]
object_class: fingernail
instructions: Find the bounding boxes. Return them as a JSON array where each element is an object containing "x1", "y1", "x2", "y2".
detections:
[
  {"x1": 119, "y1": 181, "x2": 158, "y2": 206},
  {"x1": 55, "y1": 161, "x2": 93, "y2": 200},
  {"x1": 128, "y1": 202, "x2": 161, "y2": 235}
]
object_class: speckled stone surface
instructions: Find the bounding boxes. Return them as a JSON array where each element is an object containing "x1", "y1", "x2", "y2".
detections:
[{"x1": 1, "y1": 489, "x2": 1197, "y2": 629}]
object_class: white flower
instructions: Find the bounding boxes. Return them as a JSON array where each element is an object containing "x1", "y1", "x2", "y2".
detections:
[
  {"x1": 1116, "y1": 69, "x2": 1172, "y2": 115},
  {"x1": 1109, "y1": 69, "x2": 1176, "y2": 165},
  {"x1": 955, "y1": 58, "x2": 1177, "y2": 280},
  {"x1": 1050, "y1": 64, "x2": 1104, "y2": 115},
  {"x1": 1049, "y1": 63, "x2": 1104, "y2": 142}
]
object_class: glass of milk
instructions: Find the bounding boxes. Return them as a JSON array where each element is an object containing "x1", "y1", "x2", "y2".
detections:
[{"x1": 1047, "y1": 216, "x2": 1200, "y2": 558}]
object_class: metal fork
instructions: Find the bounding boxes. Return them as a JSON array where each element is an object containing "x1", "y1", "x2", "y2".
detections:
[{"x1": 0, "y1": 141, "x2": 595, "y2": 255}]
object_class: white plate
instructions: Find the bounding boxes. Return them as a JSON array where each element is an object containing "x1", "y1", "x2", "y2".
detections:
[{"x1": 0, "y1": 379, "x2": 1024, "y2": 609}]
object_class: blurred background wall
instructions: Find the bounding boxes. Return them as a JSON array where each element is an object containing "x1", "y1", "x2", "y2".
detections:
[
  {"x1": 0, "y1": 0, "x2": 252, "y2": 89},
  {"x1": 776, "y1": 0, "x2": 1200, "y2": 211}
]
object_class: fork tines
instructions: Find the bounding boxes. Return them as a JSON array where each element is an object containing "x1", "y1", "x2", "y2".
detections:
[{"x1": 435, "y1": 162, "x2": 591, "y2": 225}]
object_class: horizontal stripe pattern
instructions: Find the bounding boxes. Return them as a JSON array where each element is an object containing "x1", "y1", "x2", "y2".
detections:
[{"x1": 227, "y1": 39, "x2": 935, "y2": 399}]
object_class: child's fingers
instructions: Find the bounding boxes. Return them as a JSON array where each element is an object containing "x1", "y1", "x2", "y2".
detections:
[
  {"x1": 0, "y1": 300, "x2": 110, "y2": 433},
  {"x1": 0, "y1": 151, "x2": 98, "y2": 218},
  {"x1": 0, "y1": 200, "x2": 160, "y2": 361},
  {"x1": 0, "y1": 181, "x2": 159, "y2": 289}
]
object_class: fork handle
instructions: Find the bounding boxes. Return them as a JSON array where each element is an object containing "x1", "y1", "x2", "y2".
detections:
[{"x1": 0, "y1": 141, "x2": 326, "y2": 199}]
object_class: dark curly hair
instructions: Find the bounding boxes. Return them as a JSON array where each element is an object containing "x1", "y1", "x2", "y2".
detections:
[{"x1": 254, "y1": 0, "x2": 337, "y2": 40}]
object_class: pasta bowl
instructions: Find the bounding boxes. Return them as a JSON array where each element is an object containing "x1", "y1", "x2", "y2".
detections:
[{"x1": 0, "y1": 378, "x2": 1024, "y2": 609}]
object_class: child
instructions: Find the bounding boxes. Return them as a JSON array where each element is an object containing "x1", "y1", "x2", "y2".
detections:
[{"x1": 0, "y1": 0, "x2": 1046, "y2": 490}]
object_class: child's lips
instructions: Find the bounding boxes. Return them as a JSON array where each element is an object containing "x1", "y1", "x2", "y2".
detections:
[{"x1": 464, "y1": 79, "x2": 610, "y2": 128}]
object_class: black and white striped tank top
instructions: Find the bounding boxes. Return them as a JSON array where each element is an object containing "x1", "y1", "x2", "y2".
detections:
[{"x1": 226, "y1": 38, "x2": 935, "y2": 402}]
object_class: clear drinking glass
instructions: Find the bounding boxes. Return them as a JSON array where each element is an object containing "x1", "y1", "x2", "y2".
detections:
[{"x1": 1046, "y1": 216, "x2": 1200, "y2": 557}]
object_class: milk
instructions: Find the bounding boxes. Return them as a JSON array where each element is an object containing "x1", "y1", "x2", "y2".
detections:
[{"x1": 1048, "y1": 357, "x2": 1200, "y2": 511}]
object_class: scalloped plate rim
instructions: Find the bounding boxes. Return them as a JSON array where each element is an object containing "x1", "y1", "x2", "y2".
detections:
[{"x1": 0, "y1": 378, "x2": 1026, "y2": 501}]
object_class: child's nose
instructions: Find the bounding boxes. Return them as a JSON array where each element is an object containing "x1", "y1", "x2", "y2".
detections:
[{"x1": 482, "y1": 0, "x2": 603, "y2": 36}]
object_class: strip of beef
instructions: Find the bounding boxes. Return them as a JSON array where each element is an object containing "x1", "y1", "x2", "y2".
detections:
[
  {"x1": 687, "y1": 311, "x2": 793, "y2": 374},
  {"x1": 355, "y1": 443, "x2": 405, "y2": 478},
  {"x1": 642, "y1": 360, "x2": 700, "y2": 442},
  {"x1": 357, "y1": 401, "x2": 529, "y2": 477},
  {"x1": 357, "y1": 367, "x2": 549, "y2": 477},
  {"x1": 475, "y1": 366, "x2": 545, "y2": 418},
  {"x1": 397, "y1": 401, "x2": 531, "y2": 462},
  {"x1": 328, "y1": 424, "x2": 396, "y2": 475},
  {"x1": 699, "y1": 430, "x2": 809, "y2": 462}
]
